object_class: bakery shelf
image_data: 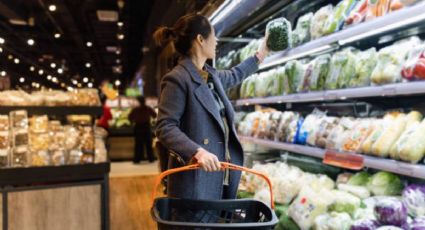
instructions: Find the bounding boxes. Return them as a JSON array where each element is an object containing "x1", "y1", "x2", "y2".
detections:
[
  {"x1": 259, "y1": 1, "x2": 425, "y2": 70},
  {"x1": 234, "y1": 81, "x2": 425, "y2": 106},
  {"x1": 239, "y1": 135, "x2": 425, "y2": 179},
  {"x1": 0, "y1": 106, "x2": 103, "y2": 116}
]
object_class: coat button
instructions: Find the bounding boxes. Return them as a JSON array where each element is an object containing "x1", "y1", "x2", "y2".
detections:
[{"x1": 203, "y1": 139, "x2": 209, "y2": 145}]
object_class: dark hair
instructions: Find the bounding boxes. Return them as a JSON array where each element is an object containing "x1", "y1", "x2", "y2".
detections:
[
  {"x1": 153, "y1": 13, "x2": 212, "y2": 56},
  {"x1": 137, "y1": 96, "x2": 145, "y2": 106}
]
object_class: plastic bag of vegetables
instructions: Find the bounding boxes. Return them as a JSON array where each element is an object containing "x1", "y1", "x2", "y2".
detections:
[
  {"x1": 350, "y1": 47, "x2": 378, "y2": 87},
  {"x1": 254, "y1": 71, "x2": 273, "y2": 97},
  {"x1": 338, "y1": 48, "x2": 359, "y2": 89},
  {"x1": 328, "y1": 190, "x2": 361, "y2": 216},
  {"x1": 367, "y1": 171, "x2": 404, "y2": 196},
  {"x1": 350, "y1": 219, "x2": 380, "y2": 230},
  {"x1": 402, "y1": 44, "x2": 425, "y2": 81},
  {"x1": 342, "y1": 119, "x2": 375, "y2": 153},
  {"x1": 245, "y1": 74, "x2": 257, "y2": 98},
  {"x1": 310, "y1": 54, "x2": 331, "y2": 91},
  {"x1": 395, "y1": 118, "x2": 425, "y2": 163},
  {"x1": 374, "y1": 197, "x2": 408, "y2": 227},
  {"x1": 240, "y1": 39, "x2": 260, "y2": 62},
  {"x1": 275, "y1": 66, "x2": 286, "y2": 96},
  {"x1": 402, "y1": 184, "x2": 425, "y2": 218},
  {"x1": 292, "y1": 12, "x2": 313, "y2": 46},
  {"x1": 323, "y1": 0, "x2": 357, "y2": 35},
  {"x1": 298, "y1": 61, "x2": 313, "y2": 92},
  {"x1": 239, "y1": 77, "x2": 249, "y2": 99},
  {"x1": 361, "y1": 112, "x2": 398, "y2": 155},
  {"x1": 310, "y1": 5, "x2": 334, "y2": 39},
  {"x1": 284, "y1": 60, "x2": 306, "y2": 94},
  {"x1": 266, "y1": 18, "x2": 292, "y2": 51},
  {"x1": 297, "y1": 109, "x2": 326, "y2": 145},
  {"x1": 326, "y1": 50, "x2": 349, "y2": 90},
  {"x1": 313, "y1": 212, "x2": 352, "y2": 230}
]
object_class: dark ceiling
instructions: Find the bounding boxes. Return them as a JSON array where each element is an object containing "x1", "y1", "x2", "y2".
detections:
[{"x1": 0, "y1": 0, "x2": 218, "y2": 92}]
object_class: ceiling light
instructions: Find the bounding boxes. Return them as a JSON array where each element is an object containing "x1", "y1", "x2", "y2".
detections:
[
  {"x1": 86, "y1": 41, "x2": 93, "y2": 47},
  {"x1": 52, "y1": 77, "x2": 58, "y2": 83},
  {"x1": 50, "y1": 63, "x2": 56, "y2": 68},
  {"x1": 116, "y1": 59, "x2": 121, "y2": 64},
  {"x1": 7, "y1": 55, "x2": 13, "y2": 60},
  {"x1": 72, "y1": 79, "x2": 78, "y2": 85},
  {"x1": 48, "y1": 5, "x2": 57, "y2": 12},
  {"x1": 47, "y1": 75, "x2": 52, "y2": 80},
  {"x1": 13, "y1": 58, "x2": 19, "y2": 64},
  {"x1": 19, "y1": 77, "x2": 25, "y2": 83},
  {"x1": 117, "y1": 21, "x2": 124, "y2": 27},
  {"x1": 85, "y1": 62, "x2": 91, "y2": 68},
  {"x1": 83, "y1": 77, "x2": 88, "y2": 83},
  {"x1": 67, "y1": 86, "x2": 73, "y2": 92},
  {"x1": 57, "y1": 68, "x2": 63, "y2": 74},
  {"x1": 27, "y1": 39, "x2": 35, "y2": 46},
  {"x1": 117, "y1": 33, "x2": 124, "y2": 40},
  {"x1": 0, "y1": 71, "x2": 6, "y2": 77},
  {"x1": 0, "y1": 47, "x2": 3, "y2": 53},
  {"x1": 115, "y1": 50, "x2": 121, "y2": 55},
  {"x1": 54, "y1": 33, "x2": 61, "y2": 39},
  {"x1": 30, "y1": 66, "x2": 35, "y2": 71},
  {"x1": 88, "y1": 82, "x2": 93, "y2": 88},
  {"x1": 0, "y1": 37, "x2": 4, "y2": 44},
  {"x1": 114, "y1": 80, "x2": 121, "y2": 86},
  {"x1": 38, "y1": 69, "x2": 44, "y2": 75},
  {"x1": 60, "y1": 83, "x2": 65, "y2": 87},
  {"x1": 77, "y1": 83, "x2": 82, "y2": 88}
]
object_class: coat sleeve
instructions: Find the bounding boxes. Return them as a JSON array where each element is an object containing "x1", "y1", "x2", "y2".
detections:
[
  {"x1": 155, "y1": 74, "x2": 200, "y2": 163},
  {"x1": 217, "y1": 56, "x2": 259, "y2": 90}
]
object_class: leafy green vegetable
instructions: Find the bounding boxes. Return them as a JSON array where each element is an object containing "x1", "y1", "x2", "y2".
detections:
[
  {"x1": 292, "y1": 12, "x2": 313, "y2": 46},
  {"x1": 266, "y1": 17, "x2": 292, "y2": 51},
  {"x1": 367, "y1": 171, "x2": 404, "y2": 196},
  {"x1": 310, "y1": 54, "x2": 331, "y2": 91},
  {"x1": 350, "y1": 48, "x2": 378, "y2": 87},
  {"x1": 275, "y1": 211, "x2": 300, "y2": 230},
  {"x1": 328, "y1": 190, "x2": 361, "y2": 216},
  {"x1": 348, "y1": 172, "x2": 371, "y2": 186},
  {"x1": 284, "y1": 60, "x2": 306, "y2": 94},
  {"x1": 337, "y1": 48, "x2": 358, "y2": 89},
  {"x1": 237, "y1": 191, "x2": 254, "y2": 199},
  {"x1": 323, "y1": 0, "x2": 356, "y2": 35}
]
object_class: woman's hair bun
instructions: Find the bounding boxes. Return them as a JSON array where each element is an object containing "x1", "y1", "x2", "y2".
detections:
[{"x1": 153, "y1": 26, "x2": 175, "y2": 47}]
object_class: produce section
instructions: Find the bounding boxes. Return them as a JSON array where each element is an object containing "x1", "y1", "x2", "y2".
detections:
[{"x1": 216, "y1": 0, "x2": 425, "y2": 229}]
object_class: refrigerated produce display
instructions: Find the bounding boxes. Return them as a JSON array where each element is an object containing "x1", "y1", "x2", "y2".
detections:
[{"x1": 215, "y1": 0, "x2": 425, "y2": 229}]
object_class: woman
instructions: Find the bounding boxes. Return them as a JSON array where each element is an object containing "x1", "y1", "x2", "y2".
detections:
[{"x1": 154, "y1": 13, "x2": 268, "y2": 202}]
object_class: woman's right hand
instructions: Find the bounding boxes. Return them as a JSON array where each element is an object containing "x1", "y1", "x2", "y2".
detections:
[{"x1": 192, "y1": 148, "x2": 221, "y2": 172}]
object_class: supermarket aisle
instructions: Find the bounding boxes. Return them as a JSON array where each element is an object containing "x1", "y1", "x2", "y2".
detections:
[{"x1": 110, "y1": 161, "x2": 161, "y2": 230}]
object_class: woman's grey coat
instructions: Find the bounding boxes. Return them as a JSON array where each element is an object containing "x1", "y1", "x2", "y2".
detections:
[{"x1": 155, "y1": 56, "x2": 258, "y2": 200}]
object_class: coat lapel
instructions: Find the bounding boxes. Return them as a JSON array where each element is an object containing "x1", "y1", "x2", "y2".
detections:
[
  {"x1": 179, "y1": 58, "x2": 225, "y2": 133},
  {"x1": 207, "y1": 66, "x2": 235, "y2": 123}
]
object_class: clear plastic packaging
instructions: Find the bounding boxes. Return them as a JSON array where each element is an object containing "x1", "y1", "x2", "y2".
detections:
[
  {"x1": 31, "y1": 150, "x2": 50, "y2": 166},
  {"x1": 292, "y1": 12, "x2": 313, "y2": 46},
  {"x1": 50, "y1": 149, "x2": 67, "y2": 166},
  {"x1": 64, "y1": 126, "x2": 80, "y2": 150},
  {"x1": 284, "y1": 60, "x2": 306, "y2": 94},
  {"x1": 0, "y1": 131, "x2": 9, "y2": 149},
  {"x1": 310, "y1": 5, "x2": 333, "y2": 39},
  {"x1": 12, "y1": 146, "x2": 28, "y2": 167},
  {"x1": 29, "y1": 115, "x2": 49, "y2": 133},
  {"x1": 79, "y1": 126, "x2": 94, "y2": 153},
  {"x1": 350, "y1": 47, "x2": 378, "y2": 87},
  {"x1": 0, "y1": 149, "x2": 9, "y2": 167},
  {"x1": 10, "y1": 110, "x2": 28, "y2": 129},
  {"x1": 13, "y1": 129, "x2": 29, "y2": 146},
  {"x1": 0, "y1": 115, "x2": 9, "y2": 131},
  {"x1": 309, "y1": 54, "x2": 331, "y2": 91},
  {"x1": 29, "y1": 132, "x2": 50, "y2": 151},
  {"x1": 266, "y1": 18, "x2": 292, "y2": 51},
  {"x1": 68, "y1": 149, "x2": 82, "y2": 165}
]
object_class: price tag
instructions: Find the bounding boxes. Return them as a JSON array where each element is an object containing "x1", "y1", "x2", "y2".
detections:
[
  {"x1": 382, "y1": 86, "x2": 397, "y2": 96},
  {"x1": 323, "y1": 150, "x2": 364, "y2": 170},
  {"x1": 325, "y1": 92, "x2": 338, "y2": 100}
]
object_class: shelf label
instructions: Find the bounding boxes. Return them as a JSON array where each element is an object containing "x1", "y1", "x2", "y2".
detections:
[
  {"x1": 323, "y1": 150, "x2": 364, "y2": 170},
  {"x1": 395, "y1": 161, "x2": 415, "y2": 176},
  {"x1": 325, "y1": 92, "x2": 338, "y2": 100},
  {"x1": 382, "y1": 86, "x2": 397, "y2": 96}
]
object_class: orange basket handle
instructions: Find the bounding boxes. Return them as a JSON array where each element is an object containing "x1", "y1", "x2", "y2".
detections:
[{"x1": 151, "y1": 162, "x2": 274, "y2": 209}]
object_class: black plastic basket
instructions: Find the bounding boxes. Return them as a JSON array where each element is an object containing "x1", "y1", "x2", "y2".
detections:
[{"x1": 151, "y1": 162, "x2": 278, "y2": 229}]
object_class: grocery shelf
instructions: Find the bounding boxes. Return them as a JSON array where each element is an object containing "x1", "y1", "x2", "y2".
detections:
[
  {"x1": 259, "y1": 1, "x2": 425, "y2": 70},
  {"x1": 234, "y1": 81, "x2": 425, "y2": 106},
  {"x1": 0, "y1": 106, "x2": 103, "y2": 117},
  {"x1": 239, "y1": 136, "x2": 425, "y2": 179}
]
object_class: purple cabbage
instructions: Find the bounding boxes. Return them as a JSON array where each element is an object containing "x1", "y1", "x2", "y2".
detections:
[
  {"x1": 374, "y1": 198, "x2": 408, "y2": 227},
  {"x1": 402, "y1": 184, "x2": 425, "y2": 218},
  {"x1": 350, "y1": 219, "x2": 380, "y2": 230},
  {"x1": 411, "y1": 216, "x2": 425, "y2": 230}
]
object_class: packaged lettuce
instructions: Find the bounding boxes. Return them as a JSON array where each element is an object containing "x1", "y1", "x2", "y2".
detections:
[
  {"x1": 323, "y1": 0, "x2": 357, "y2": 35},
  {"x1": 255, "y1": 72, "x2": 270, "y2": 97},
  {"x1": 240, "y1": 77, "x2": 249, "y2": 99},
  {"x1": 240, "y1": 39, "x2": 260, "y2": 62},
  {"x1": 245, "y1": 74, "x2": 257, "y2": 98},
  {"x1": 265, "y1": 69, "x2": 279, "y2": 97},
  {"x1": 292, "y1": 12, "x2": 313, "y2": 46},
  {"x1": 350, "y1": 48, "x2": 378, "y2": 87},
  {"x1": 326, "y1": 51, "x2": 348, "y2": 90},
  {"x1": 276, "y1": 66, "x2": 286, "y2": 96},
  {"x1": 299, "y1": 61, "x2": 314, "y2": 92},
  {"x1": 311, "y1": 5, "x2": 333, "y2": 39},
  {"x1": 284, "y1": 60, "x2": 306, "y2": 94},
  {"x1": 338, "y1": 48, "x2": 358, "y2": 89},
  {"x1": 266, "y1": 18, "x2": 292, "y2": 51},
  {"x1": 310, "y1": 54, "x2": 331, "y2": 91}
]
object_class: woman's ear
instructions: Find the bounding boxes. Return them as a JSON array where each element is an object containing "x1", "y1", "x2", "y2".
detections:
[{"x1": 196, "y1": 34, "x2": 204, "y2": 45}]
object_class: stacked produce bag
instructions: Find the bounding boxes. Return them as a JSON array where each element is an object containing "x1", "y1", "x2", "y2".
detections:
[
  {"x1": 240, "y1": 161, "x2": 425, "y2": 230},
  {"x1": 237, "y1": 109, "x2": 425, "y2": 164},
  {"x1": 238, "y1": 37, "x2": 425, "y2": 99}
]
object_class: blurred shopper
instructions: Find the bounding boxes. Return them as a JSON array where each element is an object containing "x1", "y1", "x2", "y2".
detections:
[
  {"x1": 129, "y1": 96, "x2": 157, "y2": 163},
  {"x1": 97, "y1": 96, "x2": 113, "y2": 130},
  {"x1": 154, "y1": 13, "x2": 268, "y2": 204}
]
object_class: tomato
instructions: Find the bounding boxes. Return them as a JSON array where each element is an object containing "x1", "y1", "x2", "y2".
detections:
[{"x1": 413, "y1": 58, "x2": 425, "y2": 80}]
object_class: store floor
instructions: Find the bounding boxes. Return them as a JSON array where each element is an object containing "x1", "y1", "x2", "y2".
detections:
[{"x1": 110, "y1": 161, "x2": 161, "y2": 230}]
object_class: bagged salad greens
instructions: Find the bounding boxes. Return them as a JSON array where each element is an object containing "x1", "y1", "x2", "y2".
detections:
[{"x1": 266, "y1": 18, "x2": 292, "y2": 51}]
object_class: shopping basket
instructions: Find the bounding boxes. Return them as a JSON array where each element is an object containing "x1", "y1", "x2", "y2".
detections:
[{"x1": 151, "y1": 162, "x2": 278, "y2": 229}]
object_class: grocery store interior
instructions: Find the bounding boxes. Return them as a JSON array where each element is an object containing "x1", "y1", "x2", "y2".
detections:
[{"x1": 1, "y1": 0, "x2": 425, "y2": 229}]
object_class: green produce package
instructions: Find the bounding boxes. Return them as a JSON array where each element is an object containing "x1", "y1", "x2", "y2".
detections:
[
  {"x1": 266, "y1": 17, "x2": 292, "y2": 51},
  {"x1": 350, "y1": 47, "x2": 378, "y2": 87},
  {"x1": 292, "y1": 12, "x2": 313, "y2": 46},
  {"x1": 310, "y1": 54, "x2": 331, "y2": 91},
  {"x1": 366, "y1": 171, "x2": 404, "y2": 196},
  {"x1": 284, "y1": 60, "x2": 306, "y2": 94},
  {"x1": 323, "y1": 0, "x2": 357, "y2": 35},
  {"x1": 310, "y1": 5, "x2": 333, "y2": 39},
  {"x1": 326, "y1": 50, "x2": 348, "y2": 90},
  {"x1": 313, "y1": 212, "x2": 352, "y2": 230},
  {"x1": 240, "y1": 39, "x2": 260, "y2": 62},
  {"x1": 337, "y1": 48, "x2": 358, "y2": 89}
]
